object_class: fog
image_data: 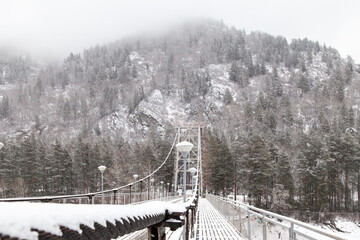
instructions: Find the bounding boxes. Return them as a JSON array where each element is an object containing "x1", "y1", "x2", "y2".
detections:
[{"x1": 1, "y1": 0, "x2": 359, "y2": 63}]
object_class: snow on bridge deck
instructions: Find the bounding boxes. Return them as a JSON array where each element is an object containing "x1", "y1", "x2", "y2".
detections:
[{"x1": 196, "y1": 198, "x2": 244, "y2": 240}]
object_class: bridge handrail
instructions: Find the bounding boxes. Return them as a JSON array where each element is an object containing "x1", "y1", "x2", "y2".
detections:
[
  {"x1": 0, "y1": 200, "x2": 187, "y2": 239},
  {"x1": 211, "y1": 195, "x2": 348, "y2": 240},
  {"x1": 0, "y1": 190, "x2": 199, "y2": 239}
]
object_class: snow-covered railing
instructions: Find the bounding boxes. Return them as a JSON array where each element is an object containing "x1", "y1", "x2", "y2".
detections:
[
  {"x1": 207, "y1": 194, "x2": 349, "y2": 240},
  {"x1": 0, "y1": 177, "x2": 200, "y2": 240},
  {"x1": 0, "y1": 200, "x2": 192, "y2": 240}
]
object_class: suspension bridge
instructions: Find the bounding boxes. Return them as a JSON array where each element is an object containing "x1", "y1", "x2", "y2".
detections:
[{"x1": 0, "y1": 126, "x2": 349, "y2": 240}]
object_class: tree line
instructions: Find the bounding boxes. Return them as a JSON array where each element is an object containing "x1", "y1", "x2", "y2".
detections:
[{"x1": 0, "y1": 134, "x2": 174, "y2": 198}]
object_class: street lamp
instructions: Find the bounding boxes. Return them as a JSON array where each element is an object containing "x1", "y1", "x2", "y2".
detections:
[
  {"x1": 188, "y1": 167, "x2": 197, "y2": 192},
  {"x1": 98, "y1": 165, "x2": 106, "y2": 204},
  {"x1": 167, "y1": 183, "x2": 170, "y2": 197},
  {"x1": 176, "y1": 141, "x2": 194, "y2": 202},
  {"x1": 160, "y1": 181, "x2": 164, "y2": 199},
  {"x1": 133, "y1": 174, "x2": 138, "y2": 202},
  {"x1": 150, "y1": 178, "x2": 154, "y2": 199}
]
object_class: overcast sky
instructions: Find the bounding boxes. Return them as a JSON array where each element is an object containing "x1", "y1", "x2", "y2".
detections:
[{"x1": 1, "y1": 0, "x2": 359, "y2": 63}]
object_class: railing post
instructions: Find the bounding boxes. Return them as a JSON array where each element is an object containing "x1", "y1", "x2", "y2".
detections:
[
  {"x1": 190, "y1": 207, "x2": 196, "y2": 238},
  {"x1": 147, "y1": 226, "x2": 165, "y2": 240},
  {"x1": 289, "y1": 222, "x2": 294, "y2": 240},
  {"x1": 248, "y1": 209, "x2": 251, "y2": 240},
  {"x1": 148, "y1": 178, "x2": 150, "y2": 200},
  {"x1": 140, "y1": 181, "x2": 143, "y2": 202},
  {"x1": 239, "y1": 206, "x2": 242, "y2": 233},
  {"x1": 186, "y1": 210, "x2": 190, "y2": 240},
  {"x1": 113, "y1": 190, "x2": 117, "y2": 205},
  {"x1": 262, "y1": 214, "x2": 267, "y2": 240},
  {"x1": 129, "y1": 185, "x2": 132, "y2": 204}
]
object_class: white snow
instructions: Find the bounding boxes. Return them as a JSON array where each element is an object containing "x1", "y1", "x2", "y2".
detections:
[{"x1": 0, "y1": 201, "x2": 186, "y2": 240}]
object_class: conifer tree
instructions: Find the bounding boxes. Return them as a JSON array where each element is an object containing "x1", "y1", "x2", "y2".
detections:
[
  {"x1": 247, "y1": 134, "x2": 271, "y2": 207},
  {"x1": 208, "y1": 133, "x2": 234, "y2": 196}
]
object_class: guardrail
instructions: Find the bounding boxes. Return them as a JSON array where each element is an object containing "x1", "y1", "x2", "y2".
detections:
[
  {"x1": 207, "y1": 194, "x2": 349, "y2": 240},
  {"x1": 0, "y1": 192, "x2": 199, "y2": 240},
  {"x1": 0, "y1": 175, "x2": 200, "y2": 240}
]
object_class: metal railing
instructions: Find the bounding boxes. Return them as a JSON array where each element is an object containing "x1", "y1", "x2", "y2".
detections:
[
  {"x1": 0, "y1": 191, "x2": 199, "y2": 240},
  {"x1": 207, "y1": 194, "x2": 349, "y2": 240}
]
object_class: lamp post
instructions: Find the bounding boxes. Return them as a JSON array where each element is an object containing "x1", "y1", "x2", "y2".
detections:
[
  {"x1": 160, "y1": 181, "x2": 164, "y2": 199},
  {"x1": 150, "y1": 178, "x2": 154, "y2": 199},
  {"x1": 193, "y1": 175, "x2": 198, "y2": 192},
  {"x1": 98, "y1": 165, "x2": 106, "y2": 204},
  {"x1": 188, "y1": 167, "x2": 197, "y2": 192},
  {"x1": 167, "y1": 183, "x2": 170, "y2": 197},
  {"x1": 176, "y1": 141, "x2": 194, "y2": 203},
  {"x1": 133, "y1": 174, "x2": 138, "y2": 202}
]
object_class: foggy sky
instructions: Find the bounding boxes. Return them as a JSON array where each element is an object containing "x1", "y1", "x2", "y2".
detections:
[{"x1": 1, "y1": 0, "x2": 359, "y2": 63}]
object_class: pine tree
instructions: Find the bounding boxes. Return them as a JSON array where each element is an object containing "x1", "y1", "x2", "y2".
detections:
[
  {"x1": 208, "y1": 133, "x2": 234, "y2": 196},
  {"x1": 247, "y1": 134, "x2": 271, "y2": 207},
  {"x1": 297, "y1": 74, "x2": 310, "y2": 93},
  {"x1": 20, "y1": 135, "x2": 40, "y2": 196},
  {"x1": 229, "y1": 62, "x2": 240, "y2": 83},
  {"x1": 223, "y1": 88, "x2": 233, "y2": 105},
  {"x1": 278, "y1": 153, "x2": 294, "y2": 202},
  {"x1": 74, "y1": 137, "x2": 92, "y2": 193},
  {"x1": 51, "y1": 140, "x2": 66, "y2": 194}
]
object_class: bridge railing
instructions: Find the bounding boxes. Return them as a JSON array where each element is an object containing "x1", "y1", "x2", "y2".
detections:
[
  {"x1": 0, "y1": 191, "x2": 199, "y2": 240},
  {"x1": 207, "y1": 194, "x2": 349, "y2": 240}
]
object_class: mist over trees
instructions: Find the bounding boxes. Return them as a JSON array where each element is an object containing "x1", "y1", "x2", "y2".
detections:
[{"x1": 1, "y1": 19, "x2": 360, "y2": 216}]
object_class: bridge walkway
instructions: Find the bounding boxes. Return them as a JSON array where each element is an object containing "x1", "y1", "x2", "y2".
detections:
[{"x1": 196, "y1": 198, "x2": 244, "y2": 240}]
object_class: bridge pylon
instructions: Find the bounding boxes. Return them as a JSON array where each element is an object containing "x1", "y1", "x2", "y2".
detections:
[{"x1": 174, "y1": 125, "x2": 204, "y2": 196}]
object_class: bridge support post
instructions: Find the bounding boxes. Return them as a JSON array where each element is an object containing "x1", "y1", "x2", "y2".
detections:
[
  {"x1": 186, "y1": 210, "x2": 190, "y2": 240},
  {"x1": 148, "y1": 178, "x2": 150, "y2": 200},
  {"x1": 247, "y1": 210, "x2": 251, "y2": 240},
  {"x1": 289, "y1": 222, "x2": 294, "y2": 240},
  {"x1": 262, "y1": 214, "x2": 267, "y2": 240},
  {"x1": 140, "y1": 181, "x2": 143, "y2": 202},
  {"x1": 147, "y1": 226, "x2": 165, "y2": 240},
  {"x1": 129, "y1": 185, "x2": 132, "y2": 204},
  {"x1": 239, "y1": 207, "x2": 242, "y2": 233},
  {"x1": 113, "y1": 190, "x2": 117, "y2": 205},
  {"x1": 190, "y1": 208, "x2": 195, "y2": 238}
]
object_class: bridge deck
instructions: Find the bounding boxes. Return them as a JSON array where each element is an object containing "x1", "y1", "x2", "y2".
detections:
[{"x1": 196, "y1": 198, "x2": 244, "y2": 240}]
